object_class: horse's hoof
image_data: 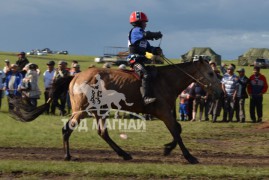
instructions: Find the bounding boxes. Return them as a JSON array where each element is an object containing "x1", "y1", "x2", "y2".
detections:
[
  {"x1": 64, "y1": 155, "x2": 72, "y2": 161},
  {"x1": 123, "y1": 154, "x2": 132, "y2": 160},
  {"x1": 163, "y1": 147, "x2": 172, "y2": 156},
  {"x1": 185, "y1": 154, "x2": 199, "y2": 164}
]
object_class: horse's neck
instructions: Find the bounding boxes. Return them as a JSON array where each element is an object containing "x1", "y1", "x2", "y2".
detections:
[{"x1": 159, "y1": 64, "x2": 194, "y2": 95}]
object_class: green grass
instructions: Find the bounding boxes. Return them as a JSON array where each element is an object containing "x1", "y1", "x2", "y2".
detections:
[
  {"x1": 0, "y1": 114, "x2": 268, "y2": 153},
  {"x1": 1, "y1": 160, "x2": 268, "y2": 179},
  {"x1": 0, "y1": 51, "x2": 269, "y2": 179},
  {"x1": 0, "y1": 113, "x2": 268, "y2": 178}
]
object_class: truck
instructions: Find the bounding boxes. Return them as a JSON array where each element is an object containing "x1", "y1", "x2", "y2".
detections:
[{"x1": 94, "y1": 46, "x2": 129, "y2": 65}]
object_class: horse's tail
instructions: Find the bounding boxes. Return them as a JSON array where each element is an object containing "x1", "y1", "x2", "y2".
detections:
[{"x1": 8, "y1": 76, "x2": 74, "y2": 122}]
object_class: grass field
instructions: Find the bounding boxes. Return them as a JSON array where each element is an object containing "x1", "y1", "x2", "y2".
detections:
[{"x1": 0, "y1": 52, "x2": 268, "y2": 179}]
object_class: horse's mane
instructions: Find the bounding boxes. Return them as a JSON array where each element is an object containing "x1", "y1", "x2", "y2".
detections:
[{"x1": 156, "y1": 61, "x2": 193, "y2": 71}]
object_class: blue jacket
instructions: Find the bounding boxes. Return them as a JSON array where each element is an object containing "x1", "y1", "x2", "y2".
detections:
[
  {"x1": 5, "y1": 71, "x2": 23, "y2": 96},
  {"x1": 128, "y1": 27, "x2": 155, "y2": 58}
]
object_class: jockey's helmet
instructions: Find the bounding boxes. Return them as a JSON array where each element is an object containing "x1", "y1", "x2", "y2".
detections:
[{"x1": 130, "y1": 11, "x2": 148, "y2": 25}]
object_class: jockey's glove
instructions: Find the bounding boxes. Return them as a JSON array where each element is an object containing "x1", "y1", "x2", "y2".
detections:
[{"x1": 144, "y1": 31, "x2": 163, "y2": 40}]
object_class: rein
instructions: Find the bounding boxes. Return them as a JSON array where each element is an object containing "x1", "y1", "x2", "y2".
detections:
[
  {"x1": 157, "y1": 38, "x2": 207, "y2": 86},
  {"x1": 161, "y1": 55, "x2": 209, "y2": 88}
]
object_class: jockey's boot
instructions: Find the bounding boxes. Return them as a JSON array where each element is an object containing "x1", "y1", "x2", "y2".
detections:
[{"x1": 141, "y1": 80, "x2": 156, "y2": 105}]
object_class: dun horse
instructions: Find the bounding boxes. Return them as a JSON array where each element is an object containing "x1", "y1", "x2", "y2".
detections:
[{"x1": 10, "y1": 58, "x2": 222, "y2": 164}]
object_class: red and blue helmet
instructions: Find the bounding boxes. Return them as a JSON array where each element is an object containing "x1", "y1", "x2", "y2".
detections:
[{"x1": 129, "y1": 11, "x2": 148, "y2": 25}]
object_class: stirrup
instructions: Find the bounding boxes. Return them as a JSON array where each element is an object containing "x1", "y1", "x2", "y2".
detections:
[{"x1": 144, "y1": 97, "x2": 156, "y2": 105}]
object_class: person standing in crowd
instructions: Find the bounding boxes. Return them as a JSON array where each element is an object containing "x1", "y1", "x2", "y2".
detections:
[
  {"x1": 67, "y1": 63, "x2": 81, "y2": 114},
  {"x1": 208, "y1": 61, "x2": 223, "y2": 123},
  {"x1": 3, "y1": 64, "x2": 23, "y2": 109},
  {"x1": 221, "y1": 65, "x2": 238, "y2": 122},
  {"x1": 19, "y1": 64, "x2": 41, "y2": 107},
  {"x1": 185, "y1": 83, "x2": 194, "y2": 120},
  {"x1": 52, "y1": 61, "x2": 70, "y2": 116},
  {"x1": 71, "y1": 60, "x2": 78, "y2": 67},
  {"x1": 0, "y1": 68, "x2": 6, "y2": 109},
  {"x1": 3, "y1": 59, "x2": 11, "y2": 74},
  {"x1": 69, "y1": 60, "x2": 79, "y2": 75},
  {"x1": 16, "y1": 52, "x2": 29, "y2": 77},
  {"x1": 118, "y1": 64, "x2": 127, "y2": 70},
  {"x1": 220, "y1": 63, "x2": 236, "y2": 75},
  {"x1": 209, "y1": 60, "x2": 218, "y2": 72},
  {"x1": 43, "y1": 61, "x2": 56, "y2": 114},
  {"x1": 247, "y1": 66, "x2": 268, "y2": 123},
  {"x1": 4, "y1": 64, "x2": 22, "y2": 97},
  {"x1": 103, "y1": 62, "x2": 111, "y2": 69},
  {"x1": 235, "y1": 68, "x2": 249, "y2": 123},
  {"x1": 70, "y1": 64, "x2": 81, "y2": 76},
  {"x1": 190, "y1": 82, "x2": 207, "y2": 122},
  {"x1": 178, "y1": 89, "x2": 190, "y2": 121}
]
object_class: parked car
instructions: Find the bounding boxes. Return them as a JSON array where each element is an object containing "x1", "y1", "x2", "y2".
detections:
[
  {"x1": 254, "y1": 58, "x2": 269, "y2": 68},
  {"x1": 42, "y1": 48, "x2": 52, "y2": 54},
  {"x1": 26, "y1": 49, "x2": 47, "y2": 56},
  {"x1": 57, "y1": 50, "x2": 68, "y2": 55}
]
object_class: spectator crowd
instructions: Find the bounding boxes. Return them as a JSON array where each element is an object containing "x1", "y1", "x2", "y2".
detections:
[
  {"x1": 178, "y1": 60, "x2": 268, "y2": 123},
  {"x1": 0, "y1": 52, "x2": 81, "y2": 116}
]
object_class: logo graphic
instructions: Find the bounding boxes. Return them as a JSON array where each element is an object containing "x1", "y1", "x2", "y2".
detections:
[{"x1": 73, "y1": 74, "x2": 136, "y2": 119}]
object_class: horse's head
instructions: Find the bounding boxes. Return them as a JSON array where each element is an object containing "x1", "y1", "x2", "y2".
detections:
[{"x1": 191, "y1": 58, "x2": 222, "y2": 98}]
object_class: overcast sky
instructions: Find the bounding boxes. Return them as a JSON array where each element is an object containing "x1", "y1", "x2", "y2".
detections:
[{"x1": 1, "y1": 0, "x2": 269, "y2": 60}]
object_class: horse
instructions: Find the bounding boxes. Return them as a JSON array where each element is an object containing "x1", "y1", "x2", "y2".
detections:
[{"x1": 9, "y1": 58, "x2": 222, "y2": 164}]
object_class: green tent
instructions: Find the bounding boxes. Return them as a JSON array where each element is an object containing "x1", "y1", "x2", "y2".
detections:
[
  {"x1": 181, "y1": 47, "x2": 221, "y2": 65},
  {"x1": 238, "y1": 48, "x2": 269, "y2": 66}
]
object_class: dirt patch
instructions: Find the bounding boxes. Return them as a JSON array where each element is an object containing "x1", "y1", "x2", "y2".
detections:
[
  {"x1": 0, "y1": 146, "x2": 268, "y2": 167},
  {"x1": 1, "y1": 145, "x2": 268, "y2": 179},
  {"x1": 256, "y1": 121, "x2": 269, "y2": 130}
]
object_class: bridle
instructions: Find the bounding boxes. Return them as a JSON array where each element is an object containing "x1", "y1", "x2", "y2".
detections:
[{"x1": 157, "y1": 38, "x2": 213, "y2": 89}]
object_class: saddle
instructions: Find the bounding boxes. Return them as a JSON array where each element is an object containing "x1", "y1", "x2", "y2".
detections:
[{"x1": 120, "y1": 65, "x2": 158, "y2": 80}]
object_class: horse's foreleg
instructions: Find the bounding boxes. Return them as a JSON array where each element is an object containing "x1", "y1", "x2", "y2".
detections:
[
  {"x1": 163, "y1": 116, "x2": 199, "y2": 164},
  {"x1": 175, "y1": 122, "x2": 199, "y2": 164},
  {"x1": 96, "y1": 118, "x2": 132, "y2": 160}
]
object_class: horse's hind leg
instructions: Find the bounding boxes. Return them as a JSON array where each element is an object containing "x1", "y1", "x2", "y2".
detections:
[
  {"x1": 96, "y1": 116, "x2": 132, "y2": 160},
  {"x1": 162, "y1": 115, "x2": 199, "y2": 164},
  {"x1": 164, "y1": 140, "x2": 177, "y2": 156},
  {"x1": 62, "y1": 112, "x2": 85, "y2": 160},
  {"x1": 62, "y1": 119, "x2": 73, "y2": 160}
]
